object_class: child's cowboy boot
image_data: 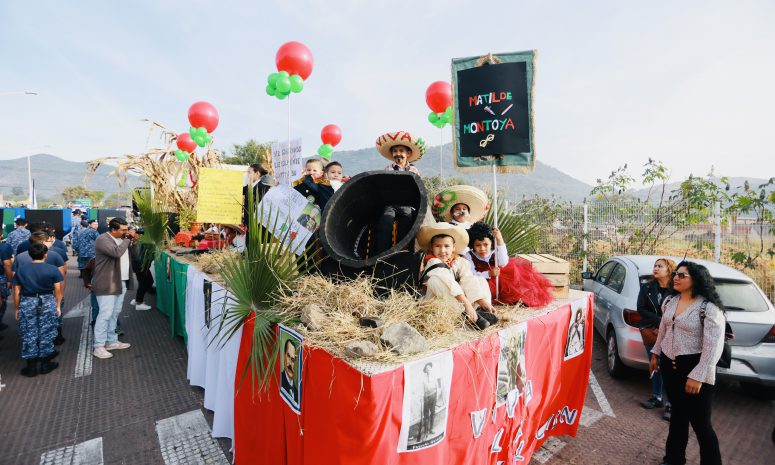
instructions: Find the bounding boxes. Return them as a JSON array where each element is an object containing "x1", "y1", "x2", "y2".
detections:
[{"x1": 20, "y1": 358, "x2": 38, "y2": 377}]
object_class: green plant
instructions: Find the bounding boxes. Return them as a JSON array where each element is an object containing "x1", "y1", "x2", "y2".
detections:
[
  {"x1": 213, "y1": 188, "x2": 317, "y2": 392},
  {"x1": 484, "y1": 199, "x2": 541, "y2": 255},
  {"x1": 132, "y1": 188, "x2": 170, "y2": 268},
  {"x1": 178, "y1": 206, "x2": 195, "y2": 232}
]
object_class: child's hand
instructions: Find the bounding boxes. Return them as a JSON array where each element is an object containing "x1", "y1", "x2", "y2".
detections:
[
  {"x1": 493, "y1": 228, "x2": 504, "y2": 244},
  {"x1": 56, "y1": 307, "x2": 61, "y2": 317},
  {"x1": 489, "y1": 267, "x2": 501, "y2": 278}
]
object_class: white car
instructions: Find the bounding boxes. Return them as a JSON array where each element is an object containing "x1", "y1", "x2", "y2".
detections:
[{"x1": 582, "y1": 255, "x2": 775, "y2": 398}]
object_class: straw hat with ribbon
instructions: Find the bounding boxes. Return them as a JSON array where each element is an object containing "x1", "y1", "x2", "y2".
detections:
[{"x1": 416, "y1": 222, "x2": 470, "y2": 255}]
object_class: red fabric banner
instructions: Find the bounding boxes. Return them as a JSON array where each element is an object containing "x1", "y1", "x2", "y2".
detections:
[{"x1": 234, "y1": 294, "x2": 593, "y2": 464}]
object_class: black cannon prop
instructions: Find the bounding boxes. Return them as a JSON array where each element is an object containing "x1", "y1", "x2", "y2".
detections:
[{"x1": 318, "y1": 171, "x2": 430, "y2": 291}]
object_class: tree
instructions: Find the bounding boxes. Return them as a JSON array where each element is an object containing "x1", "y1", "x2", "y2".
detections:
[
  {"x1": 62, "y1": 186, "x2": 91, "y2": 203},
  {"x1": 11, "y1": 186, "x2": 24, "y2": 196},
  {"x1": 223, "y1": 139, "x2": 273, "y2": 168}
]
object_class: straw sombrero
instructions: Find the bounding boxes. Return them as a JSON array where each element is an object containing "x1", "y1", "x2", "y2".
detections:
[
  {"x1": 432, "y1": 185, "x2": 489, "y2": 222},
  {"x1": 416, "y1": 222, "x2": 469, "y2": 255},
  {"x1": 375, "y1": 130, "x2": 427, "y2": 163}
]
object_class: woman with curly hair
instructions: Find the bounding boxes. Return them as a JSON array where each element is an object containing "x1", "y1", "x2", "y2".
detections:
[{"x1": 650, "y1": 261, "x2": 725, "y2": 465}]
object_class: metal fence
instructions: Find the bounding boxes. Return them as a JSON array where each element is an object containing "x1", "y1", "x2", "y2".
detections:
[{"x1": 510, "y1": 198, "x2": 775, "y2": 303}]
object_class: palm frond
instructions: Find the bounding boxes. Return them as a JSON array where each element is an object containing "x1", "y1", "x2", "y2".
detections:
[
  {"x1": 211, "y1": 186, "x2": 318, "y2": 392},
  {"x1": 132, "y1": 188, "x2": 170, "y2": 267},
  {"x1": 484, "y1": 200, "x2": 542, "y2": 255}
]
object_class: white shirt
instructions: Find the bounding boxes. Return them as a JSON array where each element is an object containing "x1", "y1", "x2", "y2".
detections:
[
  {"x1": 111, "y1": 235, "x2": 130, "y2": 280},
  {"x1": 464, "y1": 244, "x2": 510, "y2": 279}
]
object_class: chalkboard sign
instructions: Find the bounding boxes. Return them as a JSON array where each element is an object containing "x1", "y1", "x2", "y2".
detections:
[{"x1": 451, "y1": 51, "x2": 536, "y2": 173}]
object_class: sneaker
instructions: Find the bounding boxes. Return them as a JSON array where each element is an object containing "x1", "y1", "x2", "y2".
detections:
[
  {"x1": 135, "y1": 303, "x2": 151, "y2": 311},
  {"x1": 93, "y1": 346, "x2": 113, "y2": 359},
  {"x1": 640, "y1": 396, "x2": 663, "y2": 409},
  {"x1": 129, "y1": 299, "x2": 137, "y2": 305},
  {"x1": 663, "y1": 404, "x2": 672, "y2": 421},
  {"x1": 105, "y1": 341, "x2": 131, "y2": 350},
  {"x1": 477, "y1": 309, "x2": 499, "y2": 325}
]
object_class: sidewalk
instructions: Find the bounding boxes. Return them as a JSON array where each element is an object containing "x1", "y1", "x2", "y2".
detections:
[{"x1": 0, "y1": 258, "x2": 231, "y2": 465}]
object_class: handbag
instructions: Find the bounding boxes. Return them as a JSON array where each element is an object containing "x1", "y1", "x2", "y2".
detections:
[
  {"x1": 699, "y1": 300, "x2": 734, "y2": 369},
  {"x1": 639, "y1": 327, "x2": 659, "y2": 346}
]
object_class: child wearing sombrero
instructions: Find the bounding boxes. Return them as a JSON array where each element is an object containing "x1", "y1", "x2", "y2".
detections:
[
  {"x1": 371, "y1": 131, "x2": 426, "y2": 255},
  {"x1": 417, "y1": 222, "x2": 498, "y2": 330},
  {"x1": 433, "y1": 185, "x2": 489, "y2": 229}
]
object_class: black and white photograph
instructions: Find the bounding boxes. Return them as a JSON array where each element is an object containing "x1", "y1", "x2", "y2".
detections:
[
  {"x1": 278, "y1": 324, "x2": 303, "y2": 414},
  {"x1": 397, "y1": 351, "x2": 453, "y2": 453},
  {"x1": 496, "y1": 322, "x2": 528, "y2": 405},
  {"x1": 563, "y1": 299, "x2": 587, "y2": 360}
]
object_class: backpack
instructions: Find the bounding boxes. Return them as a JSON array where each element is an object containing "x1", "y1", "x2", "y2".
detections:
[{"x1": 699, "y1": 300, "x2": 734, "y2": 369}]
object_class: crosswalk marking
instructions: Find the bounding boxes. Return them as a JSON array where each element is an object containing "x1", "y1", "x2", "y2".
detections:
[
  {"x1": 588, "y1": 371, "x2": 615, "y2": 417},
  {"x1": 74, "y1": 297, "x2": 93, "y2": 378},
  {"x1": 39, "y1": 437, "x2": 103, "y2": 465},
  {"x1": 155, "y1": 410, "x2": 229, "y2": 465}
]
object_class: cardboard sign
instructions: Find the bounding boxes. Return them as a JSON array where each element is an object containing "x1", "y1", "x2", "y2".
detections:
[
  {"x1": 257, "y1": 185, "x2": 318, "y2": 255},
  {"x1": 271, "y1": 138, "x2": 303, "y2": 186},
  {"x1": 196, "y1": 167, "x2": 244, "y2": 224},
  {"x1": 451, "y1": 51, "x2": 537, "y2": 173}
]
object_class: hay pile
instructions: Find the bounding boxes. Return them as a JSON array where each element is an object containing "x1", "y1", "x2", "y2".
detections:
[
  {"x1": 194, "y1": 248, "x2": 241, "y2": 276},
  {"x1": 276, "y1": 275, "x2": 534, "y2": 363}
]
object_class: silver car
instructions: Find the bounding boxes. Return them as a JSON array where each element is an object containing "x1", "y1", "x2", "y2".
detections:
[{"x1": 582, "y1": 255, "x2": 775, "y2": 398}]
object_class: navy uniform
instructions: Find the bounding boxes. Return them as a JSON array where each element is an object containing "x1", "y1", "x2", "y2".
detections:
[
  {"x1": 0, "y1": 242, "x2": 12, "y2": 327},
  {"x1": 12, "y1": 256, "x2": 63, "y2": 376},
  {"x1": 6, "y1": 224, "x2": 30, "y2": 255}
]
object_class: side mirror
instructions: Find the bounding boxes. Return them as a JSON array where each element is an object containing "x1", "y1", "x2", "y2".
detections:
[{"x1": 581, "y1": 271, "x2": 593, "y2": 280}]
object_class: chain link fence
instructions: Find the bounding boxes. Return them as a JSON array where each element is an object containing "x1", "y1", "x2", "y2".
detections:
[{"x1": 510, "y1": 198, "x2": 775, "y2": 303}]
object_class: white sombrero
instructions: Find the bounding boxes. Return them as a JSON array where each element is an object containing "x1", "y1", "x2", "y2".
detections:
[
  {"x1": 416, "y1": 222, "x2": 469, "y2": 255},
  {"x1": 375, "y1": 130, "x2": 427, "y2": 163},
  {"x1": 432, "y1": 185, "x2": 490, "y2": 222}
]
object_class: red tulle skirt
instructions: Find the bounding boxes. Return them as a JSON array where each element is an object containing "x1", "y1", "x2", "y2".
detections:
[{"x1": 488, "y1": 258, "x2": 555, "y2": 307}]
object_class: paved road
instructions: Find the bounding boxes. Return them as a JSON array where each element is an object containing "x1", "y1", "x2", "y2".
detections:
[
  {"x1": 1, "y1": 257, "x2": 773, "y2": 464},
  {"x1": 534, "y1": 333, "x2": 775, "y2": 465}
]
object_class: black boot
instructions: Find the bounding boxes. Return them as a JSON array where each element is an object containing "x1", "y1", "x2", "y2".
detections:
[
  {"x1": 21, "y1": 358, "x2": 38, "y2": 377},
  {"x1": 39, "y1": 359, "x2": 59, "y2": 374},
  {"x1": 54, "y1": 327, "x2": 65, "y2": 345},
  {"x1": 42, "y1": 349, "x2": 60, "y2": 361}
]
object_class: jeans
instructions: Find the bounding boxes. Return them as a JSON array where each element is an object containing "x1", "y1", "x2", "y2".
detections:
[
  {"x1": 661, "y1": 353, "x2": 722, "y2": 465},
  {"x1": 94, "y1": 282, "x2": 127, "y2": 347},
  {"x1": 646, "y1": 344, "x2": 667, "y2": 403}
]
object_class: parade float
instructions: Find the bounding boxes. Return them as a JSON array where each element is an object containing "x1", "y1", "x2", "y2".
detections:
[{"x1": 86, "y1": 45, "x2": 594, "y2": 465}]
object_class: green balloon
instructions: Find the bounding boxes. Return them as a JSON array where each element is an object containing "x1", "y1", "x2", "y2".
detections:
[
  {"x1": 275, "y1": 77, "x2": 291, "y2": 93},
  {"x1": 268, "y1": 73, "x2": 279, "y2": 87},
  {"x1": 428, "y1": 112, "x2": 439, "y2": 124},
  {"x1": 445, "y1": 106, "x2": 453, "y2": 116},
  {"x1": 434, "y1": 119, "x2": 445, "y2": 129},
  {"x1": 278, "y1": 70, "x2": 289, "y2": 78},
  {"x1": 440, "y1": 113, "x2": 449, "y2": 124},
  {"x1": 317, "y1": 145, "x2": 325, "y2": 156},
  {"x1": 276, "y1": 91, "x2": 288, "y2": 100},
  {"x1": 290, "y1": 74, "x2": 304, "y2": 93},
  {"x1": 175, "y1": 149, "x2": 189, "y2": 161},
  {"x1": 266, "y1": 84, "x2": 276, "y2": 96}
]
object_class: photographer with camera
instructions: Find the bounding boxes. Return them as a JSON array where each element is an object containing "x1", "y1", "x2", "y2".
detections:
[{"x1": 91, "y1": 217, "x2": 136, "y2": 359}]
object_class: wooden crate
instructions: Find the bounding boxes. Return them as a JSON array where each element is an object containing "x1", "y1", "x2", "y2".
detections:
[{"x1": 517, "y1": 254, "x2": 571, "y2": 300}]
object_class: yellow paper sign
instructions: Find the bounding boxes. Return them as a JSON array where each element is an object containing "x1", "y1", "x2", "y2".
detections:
[{"x1": 196, "y1": 167, "x2": 244, "y2": 224}]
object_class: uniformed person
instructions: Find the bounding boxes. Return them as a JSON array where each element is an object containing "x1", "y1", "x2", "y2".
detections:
[{"x1": 12, "y1": 242, "x2": 63, "y2": 377}]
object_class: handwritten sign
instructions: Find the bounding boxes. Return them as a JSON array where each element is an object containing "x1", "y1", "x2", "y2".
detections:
[
  {"x1": 196, "y1": 167, "x2": 244, "y2": 224},
  {"x1": 451, "y1": 51, "x2": 536, "y2": 173},
  {"x1": 257, "y1": 185, "x2": 319, "y2": 255},
  {"x1": 271, "y1": 138, "x2": 303, "y2": 186}
]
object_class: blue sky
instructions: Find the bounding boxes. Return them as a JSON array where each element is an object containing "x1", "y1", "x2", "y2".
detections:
[{"x1": 1, "y1": 0, "x2": 773, "y2": 185}]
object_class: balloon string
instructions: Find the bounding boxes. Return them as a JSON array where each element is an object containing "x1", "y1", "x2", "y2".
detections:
[{"x1": 439, "y1": 127, "x2": 444, "y2": 179}]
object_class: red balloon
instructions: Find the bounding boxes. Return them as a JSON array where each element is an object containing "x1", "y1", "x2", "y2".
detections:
[
  {"x1": 176, "y1": 133, "x2": 197, "y2": 153},
  {"x1": 425, "y1": 81, "x2": 453, "y2": 113},
  {"x1": 275, "y1": 41, "x2": 314, "y2": 80},
  {"x1": 320, "y1": 124, "x2": 342, "y2": 147},
  {"x1": 188, "y1": 101, "x2": 219, "y2": 133}
]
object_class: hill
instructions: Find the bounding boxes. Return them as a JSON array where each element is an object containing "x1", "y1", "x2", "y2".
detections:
[
  {"x1": 332, "y1": 143, "x2": 593, "y2": 202},
  {"x1": 0, "y1": 154, "x2": 130, "y2": 199}
]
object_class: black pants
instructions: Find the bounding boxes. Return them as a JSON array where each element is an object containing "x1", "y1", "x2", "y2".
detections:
[
  {"x1": 374, "y1": 206, "x2": 414, "y2": 256},
  {"x1": 134, "y1": 268, "x2": 154, "y2": 304},
  {"x1": 660, "y1": 353, "x2": 722, "y2": 465}
]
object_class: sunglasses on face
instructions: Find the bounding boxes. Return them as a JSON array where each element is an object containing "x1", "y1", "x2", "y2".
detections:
[{"x1": 672, "y1": 272, "x2": 690, "y2": 279}]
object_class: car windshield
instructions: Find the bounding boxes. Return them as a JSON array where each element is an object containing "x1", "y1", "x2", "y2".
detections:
[{"x1": 715, "y1": 281, "x2": 770, "y2": 312}]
